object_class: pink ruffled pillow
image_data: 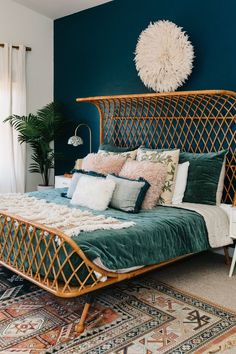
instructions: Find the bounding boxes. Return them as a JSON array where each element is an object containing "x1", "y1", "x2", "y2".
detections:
[
  {"x1": 119, "y1": 160, "x2": 167, "y2": 209},
  {"x1": 82, "y1": 153, "x2": 126, "y2": 175}
]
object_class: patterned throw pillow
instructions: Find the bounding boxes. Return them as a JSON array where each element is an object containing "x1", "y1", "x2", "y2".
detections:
[
  {"x1": 98, "y1": 149, "x2": 138, "y2": 160},
  {"x1": 136, "y1": 147, "x2": 180, "y2": 204},
  {"x1": 119, "y1": 160, "x2": 167, "y2": 209}
]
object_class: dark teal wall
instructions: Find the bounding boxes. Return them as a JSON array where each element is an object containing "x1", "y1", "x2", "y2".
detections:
[{"x1": 54, "y1": 0, "x2": 236, "y2": 174}]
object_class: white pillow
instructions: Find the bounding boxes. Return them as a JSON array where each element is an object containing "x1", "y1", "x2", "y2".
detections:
[
  {"x1": 172, "y1": 162, "x2": 190, "y2": 205},
  {"x1": 70, "y1": 175, "x2": 116, "y2": 211},
  {"x1": 216, "y1": 158, "x2": 226, "y2": 205}
]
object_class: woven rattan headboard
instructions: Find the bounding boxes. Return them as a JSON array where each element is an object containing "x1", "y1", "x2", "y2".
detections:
[{"x1": 77, "y1": 90, "x2": 236, "y2": 204}]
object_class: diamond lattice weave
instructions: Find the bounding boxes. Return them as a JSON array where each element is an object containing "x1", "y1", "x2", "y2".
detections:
[{"x1": 78, "y1": 91, "x2": 236, "y2": 204}]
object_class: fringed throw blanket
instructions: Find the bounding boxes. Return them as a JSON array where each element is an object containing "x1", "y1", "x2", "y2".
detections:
[{"x1": 0, "y1": 194, "x2": 135, "y2": 237}]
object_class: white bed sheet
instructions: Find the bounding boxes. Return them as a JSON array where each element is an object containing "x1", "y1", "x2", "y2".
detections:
[{"x1": 173, "y1": 203, "x2": 232, "y2": 248}]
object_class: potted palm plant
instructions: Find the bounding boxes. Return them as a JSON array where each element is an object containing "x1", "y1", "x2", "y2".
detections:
[{"x1": 5, "y1": 102, "x2": 64, "y2": 190}]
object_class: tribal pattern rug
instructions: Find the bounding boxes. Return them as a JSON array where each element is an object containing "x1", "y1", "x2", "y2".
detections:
[{"x1": 0, "y1": 266, "x2": 235, "y2": 353}]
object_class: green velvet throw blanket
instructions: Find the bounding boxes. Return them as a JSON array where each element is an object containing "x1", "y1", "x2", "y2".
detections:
[{"x1": 28, "y1": 189, "x2": 210, "y2": 271}]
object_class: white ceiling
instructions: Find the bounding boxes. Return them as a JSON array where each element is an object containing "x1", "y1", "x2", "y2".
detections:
[{"x1": 12, "y1": 0, "x2": 112, "y2": 19}]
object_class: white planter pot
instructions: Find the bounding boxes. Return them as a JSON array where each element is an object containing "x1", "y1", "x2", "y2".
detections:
[{"x1": 37, "y1": 185, "x2": 54, "y2": 192}]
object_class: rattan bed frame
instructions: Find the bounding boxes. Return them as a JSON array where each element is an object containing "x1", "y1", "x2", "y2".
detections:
[{"x1": 0, "y1": 90, "x2": 235, "y2": 333}]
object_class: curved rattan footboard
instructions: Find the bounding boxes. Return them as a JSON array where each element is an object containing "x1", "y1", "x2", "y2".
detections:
[{"x1": 0, "y1": 211, "x2": 189, "y2": 298}]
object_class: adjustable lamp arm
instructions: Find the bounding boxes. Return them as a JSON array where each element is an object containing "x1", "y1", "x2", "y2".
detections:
[{"x1": 74, "y1": 124, "x2": 92, "y2": 153}]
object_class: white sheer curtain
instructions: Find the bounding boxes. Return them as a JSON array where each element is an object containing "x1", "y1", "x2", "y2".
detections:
[{"x1": 0, "y1": 44, "x2": 26, "y2": 193}]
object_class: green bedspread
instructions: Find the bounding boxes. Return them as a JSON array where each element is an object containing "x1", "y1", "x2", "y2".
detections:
[{"x1": 28, "y1": 189, "x2": 210, "y2": 270}]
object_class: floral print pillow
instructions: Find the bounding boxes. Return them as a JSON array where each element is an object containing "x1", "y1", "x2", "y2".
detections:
[
  {"x1": 98, "y1": 149, "x2": 138, "y2": 160},
  {"x1": 137, "y1": 147, "x2": 180, "y2": 204}
]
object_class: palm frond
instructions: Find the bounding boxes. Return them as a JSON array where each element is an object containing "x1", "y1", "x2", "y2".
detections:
[
  {"x1": 36, "y1": 102, "x2": 65, "y2": 141},
  {"x1": 4, "y1": 102, "x2": 64, "y2": 186}
]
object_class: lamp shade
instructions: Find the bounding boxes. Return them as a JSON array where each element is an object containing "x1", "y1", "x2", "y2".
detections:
[{"x1": 68, "y1": 135, "x2": 83, "y2": 147}]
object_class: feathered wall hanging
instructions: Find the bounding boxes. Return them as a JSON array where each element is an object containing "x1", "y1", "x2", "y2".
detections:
[{"x1": 134, "y1": 20, "x2": 194, "y2": 92}]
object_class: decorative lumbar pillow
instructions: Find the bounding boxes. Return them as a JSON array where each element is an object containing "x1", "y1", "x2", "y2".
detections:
[
  {"x1": 71, "y1": 175, "x2": 116, "y2": 211},
  {"x1": 179, "y1": 150, "x2": 228, "y2": 205},
  {"x1": 136, "y1": 147, "x2": 180, "y2": 204},
  {"x1": 172, "y1": 162, "x2": 190, "y2": 205},
  {"x1": 119, "y1": 160, "x2": 167, "y2": 209},
  {"x1": 67, "y1": 170, "x2": 105, "y2": 198},
  {"x1": 82, "y1": 153, "x2": 126, "y2": 175},
  {"x1": 106, "y1": 174, "x2": 150, "y2": 213}
]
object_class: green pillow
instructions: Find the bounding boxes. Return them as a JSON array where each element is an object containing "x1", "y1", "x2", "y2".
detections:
[
  {"x1": 180, "y1": 150, "x2": 227, "y2": 205},
  {"x1": 99, "y1": 143, "x2": 137, "y2": 153}
]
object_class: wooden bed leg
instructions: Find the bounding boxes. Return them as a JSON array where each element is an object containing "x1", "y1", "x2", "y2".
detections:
[
  {"x1": 75, "y1": 294, "x2": 94, "y2": 334},
  {"x1": 224, "y1": 246, "x2": 230, "y2": 266}
]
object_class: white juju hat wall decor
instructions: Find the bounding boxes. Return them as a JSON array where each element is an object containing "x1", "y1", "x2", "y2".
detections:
[{"x1": 134, "y1": 20, "x2": 194, "y2": 92}]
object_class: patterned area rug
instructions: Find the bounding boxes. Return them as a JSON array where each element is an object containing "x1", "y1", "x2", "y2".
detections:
[{"x1": 0, "y1": 266, "x2": 236, "y2": 353}]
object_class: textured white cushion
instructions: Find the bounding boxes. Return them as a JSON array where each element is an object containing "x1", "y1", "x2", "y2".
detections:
[
  {"x1": 70, "y1": 175, "x2": 116, "y2": 211},
  {"x1": 172, "y1": 162, "x2": 190, "y2": 205}
]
